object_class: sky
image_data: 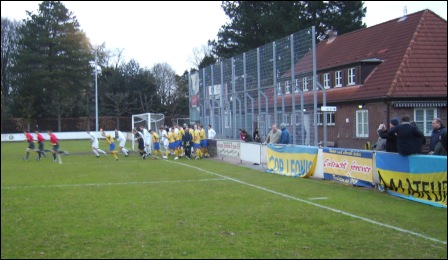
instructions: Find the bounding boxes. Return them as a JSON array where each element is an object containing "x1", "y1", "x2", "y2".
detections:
[{"x1": 1, "y1": 1, "x2": 447, "y2": 75}]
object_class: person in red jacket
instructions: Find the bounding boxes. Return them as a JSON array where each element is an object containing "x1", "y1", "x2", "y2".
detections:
[
  {"x1": 47, "y1": 130, "x2": 60, "y2": 162},
  {"x1": 35, "y1": 129, "x2": 47, "y2": 160},
  {"x1": 23, "y1": 130, "x2": 35, "y2": 161}
]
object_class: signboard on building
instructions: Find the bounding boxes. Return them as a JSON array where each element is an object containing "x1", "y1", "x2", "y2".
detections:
[{"x1": 321, "y1": 106, "x2": 337, "y2": 112}]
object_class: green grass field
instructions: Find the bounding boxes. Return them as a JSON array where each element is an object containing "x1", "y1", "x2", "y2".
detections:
[{"x1": 1, "y1": 140, "x2": 447, "y2": 259}]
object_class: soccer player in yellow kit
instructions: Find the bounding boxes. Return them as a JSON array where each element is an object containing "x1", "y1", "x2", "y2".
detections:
[
  {"x1": 101, "y1": 129, "x2": 119, "y2": 161},
  {"x1": 199, "y1": 124, "x2": 209, "y2": 158},
  {"x1": 177, "y1": 125, "x2": 185, "y2": 157},
  {"x1": 173, "y1": 127, "x2": 181, "y2": 159},
  {"x1": 166, "y1": 127, "x2": 178, "y2": 160},
  {"x1": 150, "y1": 129, "x2": 166, "y2": 159},
  {"x1": 193, "y1": 126, "x2": 202, "y2": 159}
]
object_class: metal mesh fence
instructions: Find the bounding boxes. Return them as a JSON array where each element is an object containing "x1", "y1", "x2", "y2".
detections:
[{"x1": 190, "y1": 27, "x2": 322, "y2": 145}]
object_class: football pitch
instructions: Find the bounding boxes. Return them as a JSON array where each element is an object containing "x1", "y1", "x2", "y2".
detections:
[{"x1": 1, "y1": 140, "x2": 447, "y2": 259}]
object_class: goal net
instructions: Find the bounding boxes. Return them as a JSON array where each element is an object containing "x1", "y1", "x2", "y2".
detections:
[{"x1": 131, "y1": 113, "x2": 165, "y2": 150}]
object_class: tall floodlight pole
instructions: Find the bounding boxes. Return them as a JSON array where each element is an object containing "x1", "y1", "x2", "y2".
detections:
[{"x1": 95, "y1": 49, "x2": 99, "y2": 131}]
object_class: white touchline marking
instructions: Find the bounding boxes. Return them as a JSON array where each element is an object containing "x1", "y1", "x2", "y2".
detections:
[
  {"x1": 167, "y1": 160, "x2": 447, "y2": 245},
  {"x1": 308, "y1": 197, "x2": 328, "y2": 200},
  {"x1": 0, "y1": 178, "x2": 226, "y2": 189}
]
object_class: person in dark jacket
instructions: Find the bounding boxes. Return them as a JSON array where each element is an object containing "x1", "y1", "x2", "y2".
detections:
[
  {"x1": 410, "y1": 121, "x2": 426, "y2": 154},
  {"x1": 378, "y1": 118, "x2": 399, "y2": 153},
  {"x1": 387, "y1": 115, "x2": 425, "y2": 156},
  {"x1": 279, "y1": 123, "x2": 290, "y2": 144},
  {"x1": 242, "y1": 129, "x2": 252, "y2": 142},
  {"x1": 429, "y1": 118, "x2": 446, "y2": 154},
  {"x1": 253, "y1": 128, "x2": 261, "y2": 143},
  {"x1": 442, "y1": 129, "x2": 448, "y2": 154},
  {"x1": 182, "y1": 126, "x2": 193, "y2": 159},
  {"x1": 433, "y1": 129, "x2": 447, "y2": 156}
]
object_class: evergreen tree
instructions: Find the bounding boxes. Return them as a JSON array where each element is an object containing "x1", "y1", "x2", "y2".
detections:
[
  {"x1": 209, "y1": 1, "x2": 366, "y2": 59},
  {"x1": 14, "y1": 1, "x2": 93, "y2": 131},
  {"x1": 325, "y1": 1, "x2": 366, "y2": 38},
  {"x1": 198, "y1": 54, "x2": 217, "y2": 70}
]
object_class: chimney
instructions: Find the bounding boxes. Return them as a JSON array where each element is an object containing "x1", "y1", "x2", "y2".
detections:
[{"x1": 398, "y1": 6, "x2": 407, "y2": 22}]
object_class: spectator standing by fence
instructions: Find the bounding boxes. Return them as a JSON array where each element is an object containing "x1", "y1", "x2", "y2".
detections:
[
  {"x1": 264, "y1": 124, "x2": 281, "y2": 144},
  {"x1": 279, "y1": 123, "x2": 290, "y2": 144},
  {"x1": 387, "y1": 115, "x2": 424, "y2": 156},
  {"x1": 242, "y1": 130, "x2": 252, "y2": 142},
  {"x1": 253, "y1": 127, "x2": 261, "y2": 143},
  {"x1": 208, "y1": 125, "x2": 216, "y2": 139},
  {"x1": 239, "y1": 129, "x2": 245, "y2": 141},
  {"x1": 429, "y1": 118, "x2": 446, "y2": 155},
  {"x1": 433, "y1": 129, "x2": 447, "y2": 156},
  {"x1": 378, "y1": 118, "x2": 399, "y2": 153}
]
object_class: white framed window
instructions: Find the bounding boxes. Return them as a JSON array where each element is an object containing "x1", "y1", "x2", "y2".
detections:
[
  {"x1": 294, "y1": 79, "x2": 300, "y2": 93},
  {"x1": 356, "y1": 110, "x2": 368, "y2": 138},
  {"x1": 277, "y1": 112, "x2": 290, "y2": 126},
  {"x1": 335, "y1": 70, "x2": 342, "y2": 87},
  {"x1": 285, "y1": 81, "x2": 290, "y2": 94},
  {"x1": 414, "y1": 108, "x2": 437, "y2": 136},
  {"x1": 323, "y1": 73, "x2": 330, "y2": 89},
  {"x1": 277, "y1": 82, "x2": 282, "y2": 95},
  {"x1": 303, "y1": 77, "x2": 308, "y2": 91},
  {"x1": 348, "y1": 68, "x2": 356, "y2": 85},
  {"x1": 317, "y1": 112, "x2": 335, "y2": 125}
]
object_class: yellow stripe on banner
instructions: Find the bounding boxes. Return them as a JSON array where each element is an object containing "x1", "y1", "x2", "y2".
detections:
[
  {"x1": 267, "y1": 148, "x2": 317, "y2": 177},
  {"x1": 379, "y1": 169, "x2": 447, "y2": 206}
]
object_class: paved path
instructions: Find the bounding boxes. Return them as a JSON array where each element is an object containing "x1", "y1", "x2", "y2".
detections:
[{"x1": 210, "y1": 156, "x2": 267, "y2": 172}]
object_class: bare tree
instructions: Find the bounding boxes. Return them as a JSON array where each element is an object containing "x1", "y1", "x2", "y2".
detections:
[
  {"x1": 1, "y1": 17, "x2": 21, "y2": 131},
  {"x1": 105, "y1": 47, "x2": 125, "y2": 69},
  {"x1": 151, "y1": 63, "x2": 176, "y2": 112},
  {"x1": 16, "y1": 95, "x2": 36, "y2": 131},
  {"x1": 104, "y1": 91, "x2": 131, "y2": 129},
  {"x1": 188, "y1": 44, "x2": 214, "y2": 70}
]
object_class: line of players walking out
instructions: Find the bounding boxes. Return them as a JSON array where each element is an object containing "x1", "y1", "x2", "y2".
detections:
[
  {"x1": 23, "y1": 128, "x2": 68, "y2": 162},
  {"x1": 22, "y1": 124, "x2": 212, "y2": 162},
  {"x1": 130, "y1": 124, "x2": 210, "y2": 160},
  {"x1": 93, "y1": 124, "x2": 210, "y2": 161}
]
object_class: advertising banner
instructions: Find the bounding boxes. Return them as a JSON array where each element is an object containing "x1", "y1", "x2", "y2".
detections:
[
  {"x1": 217, "y1": 140, "x2": 240, "y2": 159},
  {"x1": 323, "y1": 148, "x2": 374, "y2": 187},
  {"x1": 266, "y1": 144, "x2": 318, "y2": 177},
  {"x1": 376, "y1": 152, "x2": 447, "y2": 208}
]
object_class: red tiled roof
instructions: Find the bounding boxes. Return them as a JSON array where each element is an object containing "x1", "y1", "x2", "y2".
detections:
[{"x1": 287, "y1": 9, "x2": 447, "y2": 104}]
